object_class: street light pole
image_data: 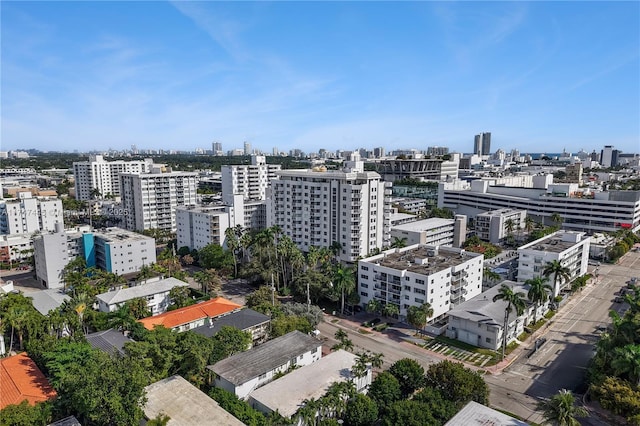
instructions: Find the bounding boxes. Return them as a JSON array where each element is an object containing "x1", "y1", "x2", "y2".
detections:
[{"x1": 307, "y1": 280, "x2": 311, "y2": 313}]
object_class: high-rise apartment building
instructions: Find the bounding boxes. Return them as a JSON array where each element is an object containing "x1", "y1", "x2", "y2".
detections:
[
  {"x1": 243, "y1": 141, "x2": 252, "y2": 156},
  {"x1": 212, "y1": 142, "x2": 223, "y2": 156},
  {"x1": 269, "y1": 154, "x2": 391, "y2": 262},
  {"x1": 357, "y1": 245, "x2": 484, "y2": 322},
  {"x1": 600, "y1": 145, "x2": 620, "y2": 168},
  {"x1": 474, "y1": 132, "x2": 491, "y2": 156},
  {"x1": 34, "y1": 225, "x2": 156, "y2": 289},
  {"x1": 0, "y1": 192, "x2": 63, "y2": 235},
  {"x1": 120, "y1": 167, "x2": 198, "y2": 232},
  {"x1": 221, "y1": 155, "x2": 281, "y2": 204},
  {"x1": 73, "y1": 155, "x2": 152, "y2": 201}
]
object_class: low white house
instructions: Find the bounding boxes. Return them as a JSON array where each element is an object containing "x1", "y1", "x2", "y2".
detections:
[
  {"x1": 208, "y1": 331, "x2": 322, "y2": 400},
  {"x1": 446, "y1": 280, "x2": 545, "y2": 351},
  {"x1": 95, "y1": 277, "x2": 188, "y2": 315},
  {"x1": 248, "y1": 350, "x2": 372, "y2": 422}
]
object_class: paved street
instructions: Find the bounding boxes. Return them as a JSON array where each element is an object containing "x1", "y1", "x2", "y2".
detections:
[
  {"x1": 318, "y1": 250, "x2": 640, "y2": 425},
  {"x1": 487, "y1": 249, "x2": 640, "y2": 425}
]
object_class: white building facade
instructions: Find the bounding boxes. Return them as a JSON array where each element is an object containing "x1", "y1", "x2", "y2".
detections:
[
  {"x1": 0, "y1": 193, "x2": 63, "y2": 235},
  {"x1": 475, "y1": 208, "x2": 526, "y2": 244},
  {"x1": 517, "y1": 231, "x2": 591, "y2": 296},
  {"x1": 119, "y1": 168, "x2": 198, "y2": 232},
  {"x1": 390, "y1": 218, "x2": 457, "y2": 247},
  {"x1": 439, "y1": 179, "x2": 640, "y2": 233},
  {"x1": 73, "y1": 155, "x2": 152, "y2": 201},
  {"x1": 221, "y1": 155, "x2": 281, "y2": 203},
  {"x1": 270, "y1": 155, "x2": 391, "y2": 262},
  {"x1": 96, "y1": 277, "x2": 188, "y2": 314},
  {"x1": 358, "y1": 245, "x2": 484, "y2": 322},
  {"x1": 34, "y1": 224, "x2": 89, "y2": 289}
]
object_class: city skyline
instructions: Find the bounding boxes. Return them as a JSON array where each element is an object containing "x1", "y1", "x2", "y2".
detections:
[{"x1": 2, "y1": 2, "x2": 638, "y2": 154}]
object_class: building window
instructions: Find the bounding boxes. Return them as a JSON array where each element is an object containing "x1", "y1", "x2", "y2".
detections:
[{"x1": 486, "y1": 337, "x2": 492, "y2": 343}]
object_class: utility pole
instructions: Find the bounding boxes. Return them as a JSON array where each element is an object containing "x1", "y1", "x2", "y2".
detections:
[{"x1": 307, "y1": 280, "x2": 311, "y2": 313}]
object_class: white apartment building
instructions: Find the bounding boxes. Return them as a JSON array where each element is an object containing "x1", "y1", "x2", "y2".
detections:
[
  {"x1": 0, "y1": 192, "x2": 63, "y2": 235},
  {"x1": 119, "y1": 167, "x2": 198, "y2": 232},
  {"x1": 439, "y1": 179, "x2": 640, "y2": 233},
  {"x1": 34, "y1": 224, "x2": 89, "y2": 289},
  {"x1": 34, "y1": 225, "x2": 156, "y2": 289},
  {"x1": 376, "y1": 156, "x2": 459, "y2": 182},
  {"x1": 390, "y1": 218, "x2": 457, "y2": 247},
  {"x1": 221, "y1": 155, "x2": 281, "y2": 203},
  {"x1": 89, "y1": 227, "x2": 156, "y2": 275},
  {"x1": 73, "y1": 155, "x2": 152, "y2": 201},
  {"x1": 358, "y1": 245, "x2": 484, "y2": 323},
  {"x1": 0, "y1": 233, "x2": 35, "y2": 267},
  {"x1": 96, "y1": 277, "x2": 188, "y2": 314},
  {"x1": 270, "y1": 154, "x2": 391, "y2": 262},
  {"x1": 517, "y1": 231, "x2": 590, "y2": 296},
  {"x1": 177, "y1": 195, "x2": 269, "y2": 251},
  {"x1": 475, "y1": 208, "x2": 526, "y2": 244}
]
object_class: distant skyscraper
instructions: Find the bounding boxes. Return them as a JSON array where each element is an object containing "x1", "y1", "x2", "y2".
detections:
[
  {"x1": 427, "y1": 146, "x2": 449, "y2": 156},
  {"x1": 474, "y1": 132, "x2": 491, "y2": 156},
  {"x1": 244, "y1": 141, "x2": 252, "y2": 156},
  {"x1": 600, "y1": 145, "x2": 620, "y2": 167},
  {"x1": 373, "y1": 147, "x2": 385, "y2": 158},
  {"x1": 212, "y1": 141, "x2": 223, "y2": 155}
]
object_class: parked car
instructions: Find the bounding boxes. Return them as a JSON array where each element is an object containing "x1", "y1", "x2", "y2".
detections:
[
  {"x1": 614, "y1": 296, "x2": 625, "y2": 303},
  {"x1": 370, "y1": 318, "x2": 382, "y2": 326}
]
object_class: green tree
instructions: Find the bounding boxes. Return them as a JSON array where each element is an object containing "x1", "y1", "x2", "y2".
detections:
[
  {"x1": 388, "y1": 358, "x2": 425, "y2": 397},
  {"x1": 332, "y1": 329, "x2": 354, "y2": 352},
  {"x1": 224, "y1": 227, "x2": 240, "y2": 278},
  {"x1": 246, "y1": 286, "x2": 277, "y2": 308},
  {"x1": 209, "y1": 387, "x2": 269, "y2": 426},
  {"x1": 383, "y1": 400, "x2": 438, "y2": 426},
  {"x1": 424, "y1": 360, "x2": 489, "y2": 407},
  {"x1": 390, "y1": 236, "x2": 407, "y2": 249},
  {"x1": 198, "y1": 243, "x2": 233, "y2": 271},
  {"x1": 412, "y1": 387, "x2": 459, "y2": 423},
  {"x1": 526, "y1": 276, "x2": 553, "y2": 324},
  {"x1": 365, "y1": 299, "x2": 382, "y2": 315},
  {"x1": 333, "y1": 266, "x2": 356, "y2": 315},
  {"x1": 382, "y1": 303, "x2": 399, "y2": 318},
  {"x1": 538, "y1": 389, "x2": 588, "y2": 426},
  {"x1": 525, "y1": 215, "x2": 536, "y2": 233},
  {"x1": 0, "y1": 400, "x2": 52, "y2": 426},
  {"x1": 270, "y1": 315, "x2": 312, "y2": 338},
  {"x1": 211, "y1": 326, "x2": 252, "y2": 359},
  {"x1": 367, "y1": 371, "x2": 401, "y2": 415},
  {"x1": 543, "y1": 260, "x2": 571, "y2": 297},
  {"x1": 493, "y1": 283, "x2": 527, "y2": 360},
  {"x1": 146, "y1": 413, "x2": 171, "y2": 426},
  {"x1": 343, "y1": 393, "x2": 378, "y2": 426},
  {"x1": 169, "y1": 286, "x2": 191, "y2": 309},
  {"x1": 550, "y1": 212, "x2": 563, "y2": 228},
  {"x1": 194, "y1": 269, "x2": 222, "y2": 296},
  {"x1": 125, "y1": 297, "x2": 151, "y2": 319},
  {"x1": 406, "y1": 303, "x2": 433, "y2": 334},
  {"x1": 504, "y1": 218, "x2": 516, "y2": 237},
  {"x1": 612, "y1": 344, "x2": 640, "y2": 386}
]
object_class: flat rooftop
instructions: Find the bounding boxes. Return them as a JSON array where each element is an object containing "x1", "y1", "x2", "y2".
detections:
[
  {"x1": 366, "y1": 246, "x2": 481, "y2": 274},
  {"x1": 93, "y1": 227, "x2": 154, "y2": 242},
  {"x1": 519, "y1": 231, "x2": 586, "y2": 254},
  {"x1": 392, "y1": 218, "x2": 454, "y2": 232},
  {"x1": 248, "y1": 350, "x2": 356, "y2": 417},
  {"x1": 144, "y1": 375, "x2": 244, "y2": 426}
]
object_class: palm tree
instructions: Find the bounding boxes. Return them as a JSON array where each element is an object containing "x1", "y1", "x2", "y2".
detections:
[
  {"x1": 543, "y1": 260, "x2": 571, "y2": 297},
  {"x1": 493, "y1": 283, "x2": 527, "y2": 360},
  {"x1": 391, "y1": 236, "x2": 407, "y2": 249},
  {"x1": 525, "y1": 216, "x2": 536, "y2": 233},
  {"x1": 406, "y1": 303, "x2": 433, "y2": 334},
  {"x1": 365, "y1": 299, "x2": 382, "y2": 315},
  {"x1": 550, "y1": 212, "x2": 563, "y2": 228},
  {"x1": 538, "y1": 389, "x2": 588, "y2": 426},
  {"x1": 333, "y1": 266, "x2": 356, "y2": 315},
  {"x1": 611, "y1": 344, "x2": 640, "y2": 386},
  {"x1": 5, "y1": 306, "x2": 28, "y2": 353},
  {"x1": 526, "y1": 276, "x2": 553, "y2": 325},
  {"x1": 504, "y1": 218, "x2": 515, "y2": 237},
  {"x1": 383, "y1": 303, "x2": 399, "y2": 318},
  {"x1": 483, "y1": 268, "x2": 501, "y2": 287}
]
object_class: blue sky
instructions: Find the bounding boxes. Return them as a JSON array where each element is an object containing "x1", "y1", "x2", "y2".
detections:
[{"x1": 2, "y1": 1, "x2": 639, "y2": 154}]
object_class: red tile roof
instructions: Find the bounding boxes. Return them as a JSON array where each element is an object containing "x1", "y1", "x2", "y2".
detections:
[
  {"x1": 139, "y1": 297, "x2": 242, "y2": 330},
  {"x1": 0, "y1": 353, "x2": 57, "y2": 410}
]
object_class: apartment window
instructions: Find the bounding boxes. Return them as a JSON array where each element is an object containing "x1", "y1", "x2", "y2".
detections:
[
  {"x1": 361, "y1": 266, "x2": 369, "y2": 271},
  {"x1": 360, "y1": 291, "x2": 368, "y2": 297},
  {"x1": 258, "y1": 373, "x2": 267, "y2": 380},
  {"x1": 486, "y1": 337, "x2": 492, "y2": 343},
  {"x1": 360, "y1": 274, "x2": 368, "y2": 280}
]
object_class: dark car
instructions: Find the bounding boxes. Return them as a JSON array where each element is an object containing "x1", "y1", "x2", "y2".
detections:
[
  {"x1": 354, "y1": 305, "x2": 362, "y2": 313},
  {"x1": 370, "y1": 318, "x2": 382, "y2": 326}
]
